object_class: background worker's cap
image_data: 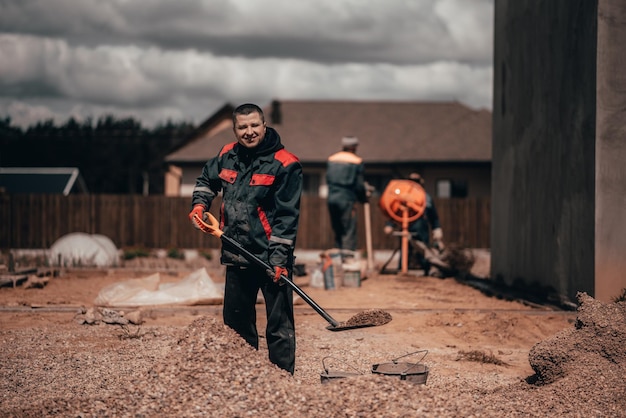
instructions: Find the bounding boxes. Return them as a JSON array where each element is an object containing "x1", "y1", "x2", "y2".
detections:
[
  {"x1": 408, "y1": 172, "x2": 425, "y2": 185},
  {"x1": 341, "y1": 136, "x2": 359, "y2": 147}
]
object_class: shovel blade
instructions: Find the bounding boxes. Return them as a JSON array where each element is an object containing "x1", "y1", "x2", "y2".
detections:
[{"x1": 326, "y1": 323, "x2": 377, "y2": 332}]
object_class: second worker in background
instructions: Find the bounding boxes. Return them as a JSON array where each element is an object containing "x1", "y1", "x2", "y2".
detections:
[{"x1": 326, "y1": 136, "x2": 368, "y2": 255}]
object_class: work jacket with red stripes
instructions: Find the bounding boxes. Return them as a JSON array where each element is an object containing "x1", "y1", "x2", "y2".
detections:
[{"x1": 191, "y1": 127, "x2": 303, "y2": 269}]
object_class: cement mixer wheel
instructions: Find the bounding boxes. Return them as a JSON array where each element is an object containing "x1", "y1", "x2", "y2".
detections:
[{"x1": 378, "y1": 179, "x2": 427, "y2": 223}]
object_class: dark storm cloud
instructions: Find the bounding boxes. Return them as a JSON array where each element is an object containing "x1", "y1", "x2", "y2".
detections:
[
  {"x1": 0, "y1": 0, "x2": 492, "y2": 64},
  {"x1": 0, "y1": 0, "x2": 494, "y2": 128}
]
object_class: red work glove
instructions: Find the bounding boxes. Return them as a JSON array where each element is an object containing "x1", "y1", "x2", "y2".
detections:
[
  {"x1": 189, "y1": 204, "x2": 206, "y2": 230},
  {"x1": 268, "y1": 266, "x2": 288, "y2": 284}
]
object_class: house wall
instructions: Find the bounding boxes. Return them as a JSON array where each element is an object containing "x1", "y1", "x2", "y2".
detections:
[
  {"x1": 492, "y1": 0, "x2": 626, "y2": 304},
  {"x1": 175, "y1": 162, "x2": 491, "y2": 199},
  {"x1": 595, "y1": 0, "x2": 626, "y2": 301},
  {"x1": 181, "y1": 165, "x2": 202, "y2": 196},
  {"x1": 419, "y1": 165, "x2": 491, "y2": 198},
  {"x1": 164, "y1": 165, "x2": 182, "y2": 197}
]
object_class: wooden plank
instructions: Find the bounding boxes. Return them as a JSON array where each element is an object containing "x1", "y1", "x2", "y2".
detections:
[{"x1": 0, "y1": 275, "x2": 28, "y2": 287}]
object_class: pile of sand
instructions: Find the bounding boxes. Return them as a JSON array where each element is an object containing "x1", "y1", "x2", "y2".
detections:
[
  {"x1": 529, "y1": 292, "x2": 626, "y2": 384},
  {"x1": 12, "y1": 293, "x2": 626, "y2": 417}
]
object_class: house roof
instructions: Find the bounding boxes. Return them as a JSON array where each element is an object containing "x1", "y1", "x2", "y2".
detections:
[
  {"x1": 0, "y1": 167, "x2": 89, "y2": 195},
  {"x1": 166, "y1": 100, "x2": 492, "y2": 164},
  {"x1": 166, "y1": 103, "x2": 235, "y2": 162}
]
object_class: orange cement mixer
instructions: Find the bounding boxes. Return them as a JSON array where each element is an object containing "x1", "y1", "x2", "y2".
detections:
[{"x1": 379, "y1": 180, "x2": 427, "y2": 273}]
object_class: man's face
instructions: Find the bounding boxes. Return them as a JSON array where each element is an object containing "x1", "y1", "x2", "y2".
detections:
[{"x1": 233, "y1": 112, "x2": 266, "y2": 149}]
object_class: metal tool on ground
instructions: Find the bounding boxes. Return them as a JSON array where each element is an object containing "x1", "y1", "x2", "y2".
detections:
[
  {"x1": 371, "y1": 350, "x2": 430, "y2": 384},
  {"x1": 194, "y1": 212, "x2": 390, "y2": 332},
  {"x1": 319, "y1": 356, "x2": 363, "y2": 384}
]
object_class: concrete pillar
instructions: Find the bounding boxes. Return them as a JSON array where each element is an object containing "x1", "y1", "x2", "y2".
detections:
[
  {"x1": 492, "y1": 0, "x2": 597, "y2": 304},
  {"x1": 595, "y1": 0, "x2": 626, "y2": 300}
]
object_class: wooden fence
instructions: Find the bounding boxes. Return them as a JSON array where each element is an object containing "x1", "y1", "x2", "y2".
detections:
[{"x1": 0, "y1": 194, "x2": 490, "y2": 250}]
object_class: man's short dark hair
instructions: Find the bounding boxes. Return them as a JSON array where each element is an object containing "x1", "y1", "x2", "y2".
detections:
[{"x1": 233, "y1": 103, "x2": 265, "y2": 123}]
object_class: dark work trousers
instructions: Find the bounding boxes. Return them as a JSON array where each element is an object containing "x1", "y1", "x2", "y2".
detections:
[
  {"x1": 223, "y1": 265, "x2": 296, "y2": 374},
  {"x1": 328, "y1": 200, "x2": 358, "y2": 251}
]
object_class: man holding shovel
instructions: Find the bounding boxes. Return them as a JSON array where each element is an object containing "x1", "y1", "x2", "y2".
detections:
[{"x1": 189, "y1": 103, "x2": 303, "y2": 374}]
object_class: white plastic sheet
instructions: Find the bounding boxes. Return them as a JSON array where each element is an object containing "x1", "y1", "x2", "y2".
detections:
[
  {"x1": 48, "y1": 232, "x2": 119, "y2": 267},
  {"x1": 94, "y1": 268, "x2": 224, "y2": 307}
]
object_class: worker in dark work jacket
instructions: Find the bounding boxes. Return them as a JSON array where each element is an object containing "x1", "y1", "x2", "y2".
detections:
[
  {"x1": 189, "y1": 103, "x2": 303, "y2": 374},
  {"x1": 326, "y1": 136, "x2": 368, "y2": 253}
]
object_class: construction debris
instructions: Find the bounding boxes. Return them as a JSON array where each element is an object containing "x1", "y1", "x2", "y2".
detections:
[
  {"x1": 74, "y1": 307, "x2": 144, "y2": 325},
  {"x1": 0, "y1": 267, "x2": 58, "y2": 288}
]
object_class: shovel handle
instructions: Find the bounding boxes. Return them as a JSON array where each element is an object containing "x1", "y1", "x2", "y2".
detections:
[
  {"x1": 193, "y1": 213, "x2": 222, "y2": 237},
  {"x1": 195, "y1": 212, "x2": 340, "y2": 328},
  {"x1": 363, "y1": 202, "x2": 375, "y2": 271}
]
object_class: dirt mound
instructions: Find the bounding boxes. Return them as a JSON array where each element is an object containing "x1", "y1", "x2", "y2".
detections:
[
  {"x1": 442, "y1": 244, "x2": 475, "y2": 275},
  {"x1": 529, "y1": 292, "x2": 626, "y2": 384},
  {"x1": 3, "y1": 277, "x2": 625, "y2": 417},
  {"x1": 338, "y1": 308, "x2": 393, "y2": 328},
  {"x1": 31, "y1": 317, "x2": 424, "y2": 417},
  {"x1": 505, "y1": 292, "x2": 626, "y2": 417},
  {"x1": 22, "y1": 297, "x2": 625, "y2": 417}
]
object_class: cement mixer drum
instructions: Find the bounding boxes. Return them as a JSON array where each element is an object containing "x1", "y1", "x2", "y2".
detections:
[{"x1": 378, "y1": 179, "x2": 427, "y2": 223}]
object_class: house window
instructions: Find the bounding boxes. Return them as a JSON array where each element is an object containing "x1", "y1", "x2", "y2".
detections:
[{"x1": 436, "y1": 179, "x2": 468, "y2": 198}]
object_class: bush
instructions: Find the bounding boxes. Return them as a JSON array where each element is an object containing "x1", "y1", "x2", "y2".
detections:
[
  {"x1": 123, "y1": 247, "x2": 150, "y2": 260},
  {"x1": 167, "y1": 248, "x2": 185, "y2": 260}
]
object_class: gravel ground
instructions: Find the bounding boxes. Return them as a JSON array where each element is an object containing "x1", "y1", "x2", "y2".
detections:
[{"x1": 1, "y1": 291, "x2": 624, "y2": 417}]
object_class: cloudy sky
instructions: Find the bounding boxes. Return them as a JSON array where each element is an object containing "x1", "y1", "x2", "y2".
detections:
[{"x1": 0, "y1": 0, "x2": 494, "y2": 129}]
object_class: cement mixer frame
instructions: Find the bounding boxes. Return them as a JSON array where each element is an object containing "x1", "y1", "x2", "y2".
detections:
[{"x1": 378, "y1": 179, "x2": 427, "y2": 274}]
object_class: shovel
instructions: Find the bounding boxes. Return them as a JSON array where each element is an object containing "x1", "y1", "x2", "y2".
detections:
[
  {"x1": 363, "y1": 202, "x2": 375, "y2": 273},
  {"x1": 193, "y1": 212, "x2": 379, "y2": 332}
]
